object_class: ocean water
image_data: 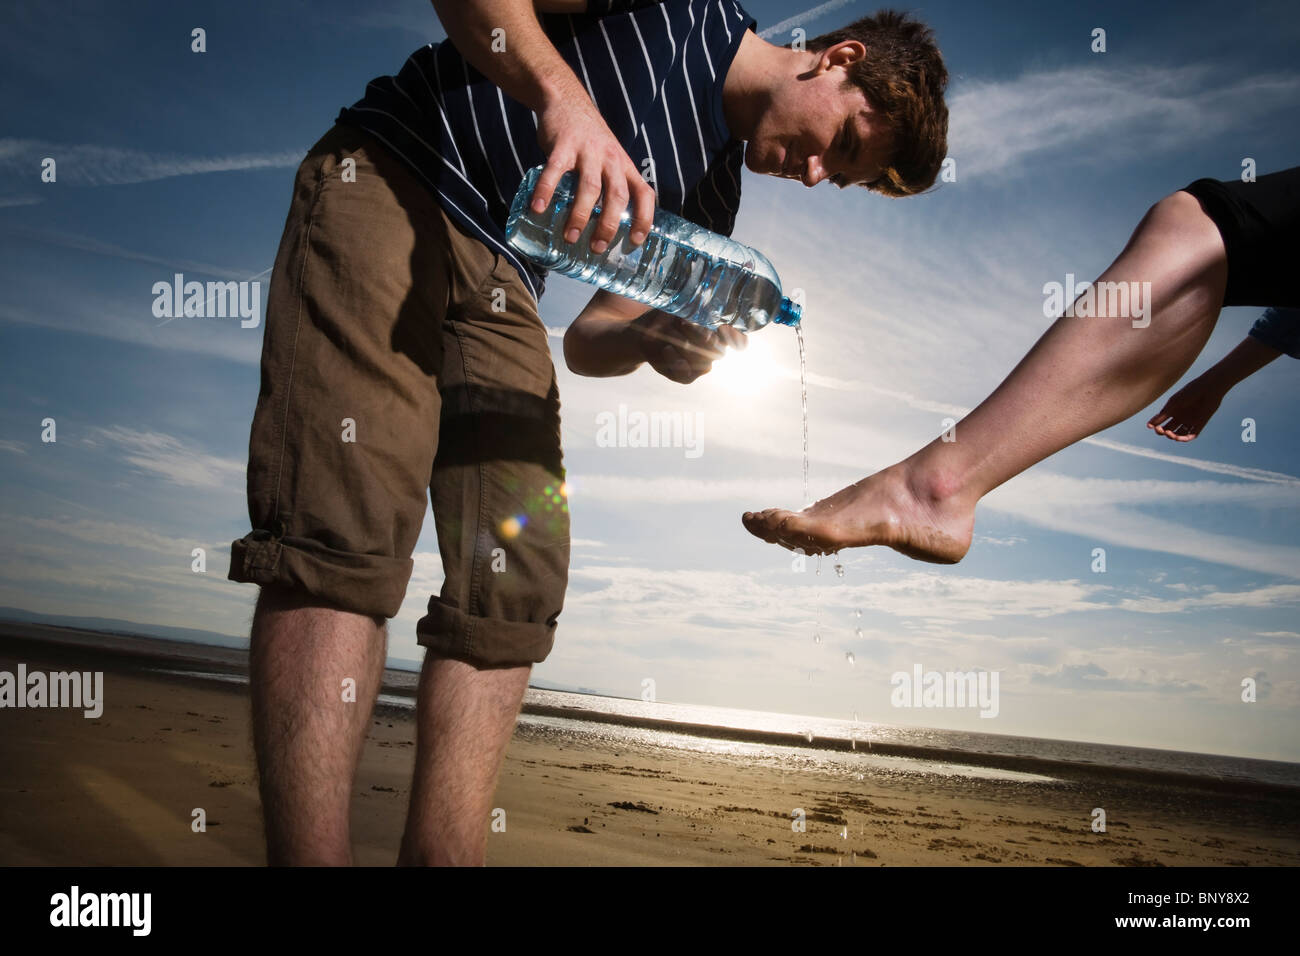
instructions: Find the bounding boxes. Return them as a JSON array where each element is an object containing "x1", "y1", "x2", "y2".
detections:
[{"x1": 147, "y1": 667, "x2": 1300, "y2": 790}]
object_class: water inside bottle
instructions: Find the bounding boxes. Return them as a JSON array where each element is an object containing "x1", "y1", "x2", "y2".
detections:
[{"x1": 506, "y1": 168, "x2": 787, "y2": 332}]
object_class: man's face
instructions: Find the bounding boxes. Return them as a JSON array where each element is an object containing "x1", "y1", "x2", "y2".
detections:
[{"x1": 744, "y1": 41, "x2": 893, "y2": 190}]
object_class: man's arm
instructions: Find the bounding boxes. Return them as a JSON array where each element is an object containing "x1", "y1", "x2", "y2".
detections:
[
  {"x1": 564, "y1": 290, "x2": 745, "y2": 382},
  {"x1": 430, "y1": 0, "x2": 655, "y2": 252}
]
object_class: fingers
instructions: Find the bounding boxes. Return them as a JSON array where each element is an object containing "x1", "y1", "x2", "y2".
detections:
[
  {"x1": 677, "y1": 318, "x2": 725, "y2": 356},
  {"x1": 653, "y1": 343, "x2": 710, "y2": 383},
  {"x1": 564, "y1": 164, "x2": 604, "y2": 246},
  {"x1": 531, "y1": 151, "x2": 570, "y2": 215},
  {"x1": 1147, "y1": 408, "x2": 1172, "y2": 429},
  {"x1": 714, "y1": 325, "x2": 747, "y2": 352},
  {"x1": 628, "y1": 174, "x2": 656, "y2": 246},
  {"x1": 541, "y1": 158, "x2": 653, "y2": 254},
  {"x1": 640, "y1": 314, "x2": 718, "y2": 356},
  {"x1": 1150, "y1": 415, "x2": 1202, "y2": 442},
  {"x1": 590, "y1": 168, "x2": 630, "y2": 254}
]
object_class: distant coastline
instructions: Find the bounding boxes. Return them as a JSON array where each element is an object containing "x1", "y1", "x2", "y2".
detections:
[{"x1": 3, "y1": 614, "x2": 1298, "y2": 796}]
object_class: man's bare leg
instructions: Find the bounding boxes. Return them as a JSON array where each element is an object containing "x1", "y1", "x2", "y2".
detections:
[
  {"x1": 743, "y1": 190, "x2": 1229, "y2": 559},
  {"x1": 250, "y1": 584, "x2": 387, "y2": 865},
  {"x1": 397, "y1": 656, "x2": 531, "y2": 866}
]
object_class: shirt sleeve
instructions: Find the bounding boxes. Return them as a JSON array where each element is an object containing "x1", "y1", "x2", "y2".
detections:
[{"x1": 1248, "y1": 307, "x2": 1300, "y2": 359}]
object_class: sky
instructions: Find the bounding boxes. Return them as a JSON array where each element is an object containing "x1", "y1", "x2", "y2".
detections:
[{"x1": 2, "y1": 0, "x2": 1299, "y2": 762}]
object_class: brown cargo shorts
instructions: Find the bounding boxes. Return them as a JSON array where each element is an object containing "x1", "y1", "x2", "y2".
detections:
[{"x1": 228, "y1": 122, "x2": 569, "y2": 666}]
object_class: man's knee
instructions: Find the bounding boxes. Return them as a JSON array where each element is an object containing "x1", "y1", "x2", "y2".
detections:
[{"x1": 255, "y1": 583, "x2": 384, "y2": 621}]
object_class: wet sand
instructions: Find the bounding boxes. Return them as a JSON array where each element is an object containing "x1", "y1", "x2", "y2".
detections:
[{"x1": 1, "y1": 625, "x2": 1297, "y2": 866}]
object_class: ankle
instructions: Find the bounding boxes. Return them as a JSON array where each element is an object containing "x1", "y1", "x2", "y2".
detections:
[{"x1": 895, "y1": 454, "x2": 968, "y2": 515}]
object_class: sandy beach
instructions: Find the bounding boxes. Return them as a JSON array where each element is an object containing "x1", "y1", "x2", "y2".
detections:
[{"x1": 2, "y1": 623, "x2": 1297, "y2": 867}]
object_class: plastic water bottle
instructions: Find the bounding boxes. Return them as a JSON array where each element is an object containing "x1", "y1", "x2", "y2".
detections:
[{"x1": 505, "y1": 165, "x2": 802, "y2": 331}]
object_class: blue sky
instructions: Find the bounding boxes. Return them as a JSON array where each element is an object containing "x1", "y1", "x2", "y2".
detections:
[{"x1": 2, "y1": 0, "x2": 1299, "y2": 761}]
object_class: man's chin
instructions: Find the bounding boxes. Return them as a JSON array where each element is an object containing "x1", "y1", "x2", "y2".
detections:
[{"x1": 741, "y1": 143, "x2": 773, "y2": 176}]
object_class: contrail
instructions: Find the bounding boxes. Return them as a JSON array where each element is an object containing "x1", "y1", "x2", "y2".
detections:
[
  {"x1": 155, "y1": 265, "x2": 273, "y2": 328},
  {"x1": 758, "y1": 0, "x2": 859, "y2": 40},
  {"x1": 786, "y1": 376, "x2": 1300, "y2": 486},
  {"x1": 0, "y1": 138, "x2": 301, "y2": 187}
]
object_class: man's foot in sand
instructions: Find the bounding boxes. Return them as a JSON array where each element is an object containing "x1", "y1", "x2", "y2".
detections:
[{"x1": 741, "y1": 463, "x2": 976, "y2": 564}]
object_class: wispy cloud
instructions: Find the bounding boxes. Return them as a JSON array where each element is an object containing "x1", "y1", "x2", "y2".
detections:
[
  {"x1": 90, "y1": 426, "x2": 246, "y2": 489},
  {"x1": 0, "y1": 512, "x2": 215, "y2": 556},
  {"x1": 12, "y1": 228, "x2": 263, "y2": 281},
  {"x1": 1116, "y1": 585, "x2": 1300, "y2": 615},
  {"x1": 949, "y1": 65, "x2": 1300, "y2": 179},
  {"x1": 1030, "y1": 661, "x2": 1205, "y2": 694},
  {"x1": 0, "y1": 139, "x2": 302, "y2": 187},
  {"x1": 792, "y1": 378, "x2": 1300, "y2": 486}
]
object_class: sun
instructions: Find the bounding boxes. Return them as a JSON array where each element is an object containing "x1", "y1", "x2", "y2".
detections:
[{"x1": 706, "y1": 331, "x2": 787, "y2": 396}]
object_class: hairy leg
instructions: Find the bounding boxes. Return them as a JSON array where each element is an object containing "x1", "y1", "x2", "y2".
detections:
[
  {"x1": 743, "y1": 191, "x2": 1228, "y2": 559},
  {"x1": 397, "y1": 656, "x2": 531, "y2": 866},
  {"x1": 249, "y1": 584, "x2": 387, "y2": 865}
]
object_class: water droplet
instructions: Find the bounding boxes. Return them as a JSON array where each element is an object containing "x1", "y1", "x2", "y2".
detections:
[
  {"x1": 854, "y1": 608, "x2": 862, "y2": 619},
  {"x1": 845, "y1": 651, "x2": 856, "y2": 666},
  {"x1": 852, "y1": 711, "x2": 858, "y2": 723},
  {"x1": 813, "y1": 632, "x2": 822, "y2": 645},
  {"x1": 834, "y1": 563, "x2": 845, "y2": 578},
  {"x1": 840, "y1": 825, "x2": 848, "y2": 840},
  {"x1": 805, "y1": 730, "x2": 814, "y2": 743},
  {"x1": 854, "y1": 628, "x2": 863, "y2": 640}
]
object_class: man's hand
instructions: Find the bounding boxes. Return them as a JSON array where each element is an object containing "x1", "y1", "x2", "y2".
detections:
[
  {"x1": 532, "y1": 97, "x2": 657, "y2": 254},
  {"x1": 430, "y1": 1, "x2": 655, "y2": 253},
  {"x1": 630, "y1": 311, "x2": 746, "y2": 384}
]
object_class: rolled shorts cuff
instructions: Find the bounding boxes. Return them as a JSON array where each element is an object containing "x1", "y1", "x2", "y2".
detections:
[
  {"x1": 227, "y1": 529, "x2": 411, "y2": 619},
  {"x1": 416, "y1": 599, "x2": 556, "y2": 666}
]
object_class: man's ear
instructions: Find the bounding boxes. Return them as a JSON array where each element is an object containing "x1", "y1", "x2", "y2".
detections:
[{"x1": 815, "y1": 39, "x2": 866, "y2": 74}]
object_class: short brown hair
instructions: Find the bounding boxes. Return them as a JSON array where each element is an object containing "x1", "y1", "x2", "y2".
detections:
[{"x1": 805, "y1": 9, "x2": 949, "y2": 197}]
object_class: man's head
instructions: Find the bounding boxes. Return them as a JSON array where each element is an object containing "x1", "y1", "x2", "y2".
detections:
[{"x1": 743, "y1": 10, "x2": 948, "y2": 197}]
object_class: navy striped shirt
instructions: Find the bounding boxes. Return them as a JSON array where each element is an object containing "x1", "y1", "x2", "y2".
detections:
[{"x1": 336, "y1": 0, "x2": 757, "y2": 302}]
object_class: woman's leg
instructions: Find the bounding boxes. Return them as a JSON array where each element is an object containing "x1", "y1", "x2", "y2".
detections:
[{"x1": 742, "y1": 190, "x2": 1228, "y2": 560}]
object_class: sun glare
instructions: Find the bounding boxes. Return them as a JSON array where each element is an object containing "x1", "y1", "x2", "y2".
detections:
[{"x1": 707, "y1": 332, "x2": 787, "y2": 396}]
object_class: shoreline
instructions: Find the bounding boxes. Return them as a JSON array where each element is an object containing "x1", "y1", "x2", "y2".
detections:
[
  {"x1": 2, "y1": 619, "x2": 1296, "y2": 796},
  {"x1": 2, "y1": 625, "x2": 1298, "y2": 865}
]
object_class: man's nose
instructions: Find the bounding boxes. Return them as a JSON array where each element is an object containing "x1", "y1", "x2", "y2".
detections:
[{"x1": 802, "y1": 155, "x2": 827, "y2": 188}]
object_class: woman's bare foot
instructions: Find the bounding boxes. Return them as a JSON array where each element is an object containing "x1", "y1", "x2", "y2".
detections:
[{"x1": 741, "y1": 462, "x2": 976, "y2": 563}]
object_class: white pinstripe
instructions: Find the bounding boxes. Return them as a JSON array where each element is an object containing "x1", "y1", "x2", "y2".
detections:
[
  {"x1": 496, "y1": 87, "x2": 526, "y2": 178},
  {"x1": 462, "y1": 59, "x2": 507, "y2": 205}
]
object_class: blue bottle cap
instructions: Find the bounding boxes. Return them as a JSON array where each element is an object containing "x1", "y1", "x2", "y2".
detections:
[{"x1": 774, "y1": 297, "x2": 802, "y2": 327}]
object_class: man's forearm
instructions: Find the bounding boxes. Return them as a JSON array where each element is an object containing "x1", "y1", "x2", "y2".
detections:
[
  {"x1": 564, "y1": 314, "x2": 648, "y2": 377},
  {"x1": 430, "y1": 0, "x2": 589, "y2": 112}
]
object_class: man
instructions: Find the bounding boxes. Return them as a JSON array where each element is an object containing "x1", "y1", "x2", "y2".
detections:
[
  {"x1": 227, "y1": 0, "x2": 948, "y2": 865},
  {"x1": 1147, "y1": 307, "x2": 1300, "y2": 442},
  {"x1": 743, "y1": 166, "x2": 1300, "y2": 561}
]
